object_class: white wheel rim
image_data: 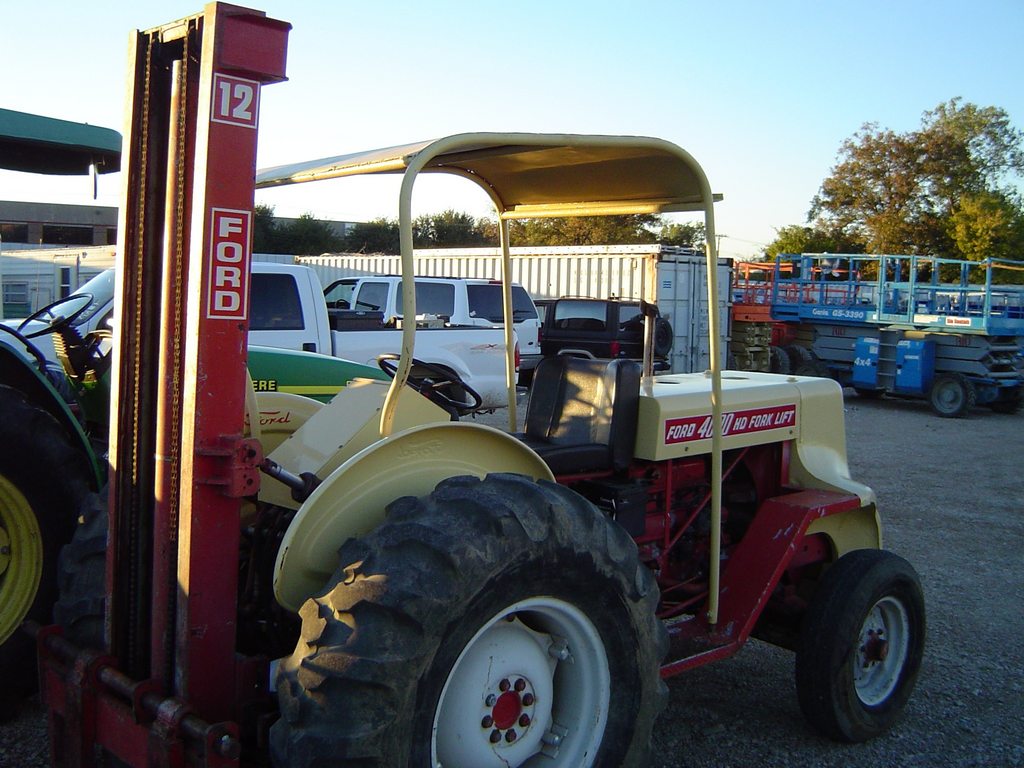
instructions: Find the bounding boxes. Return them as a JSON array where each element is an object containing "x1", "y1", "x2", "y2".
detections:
[
  {"x1": 853, "y1": 595, "x2": 910, "y2": 706},
  {"x1": 432, "y1": 596, "x2": 610, "y2": 768}
]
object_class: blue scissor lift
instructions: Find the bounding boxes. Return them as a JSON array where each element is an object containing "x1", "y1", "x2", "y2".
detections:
[{"x1": 769, "y1": 253, "x2": 1024, "y2": 417}]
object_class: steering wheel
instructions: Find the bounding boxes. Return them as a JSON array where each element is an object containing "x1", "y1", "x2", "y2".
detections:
[
  {"x1": 17, "y1": 293, "x2": 93, "y2": 339},
  {"x1": 377, "y1": 354, "x2": 483, "y2": 416}
]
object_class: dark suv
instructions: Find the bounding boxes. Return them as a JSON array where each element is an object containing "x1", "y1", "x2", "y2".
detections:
[{"x1": 539, "y1": 297, "x2": 672, "y2": 367}]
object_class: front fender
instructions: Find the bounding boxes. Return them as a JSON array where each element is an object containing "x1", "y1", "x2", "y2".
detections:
[{"x1": 273, "y1": 422, "x2": 553, "y2": 611}]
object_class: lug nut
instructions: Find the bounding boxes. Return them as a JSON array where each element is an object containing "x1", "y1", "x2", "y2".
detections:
[
  {"x1": 548, "y1": 640, "x2": 570, "y2": 661},
  {"x1": 489, "y1": 729, "x2": 501, "y2": 744},
  {"x1": 499, "y1": 678, "x2": 510, "y2": 692},
  {"x1": 485, "y1": 694, "x2": 497, "y2": 706},
  {"x1": 542, "y1": 730, "x2": 563, "y2": 747},
  {"x1": 522, "y1": 693, "x2": 535, "y2": 706},
  {"x1": 481, "y1": 715, "x2": 493, "y2": 729},
  {"x1": 514, "y1": 678, "x2": 526, "y2": 692},
  {"x1": 505, "y1": 729, "x2": 517, "y2": 743},
  {"x1": 519, "y1": 714, "x2": 531, "y2": 727}
]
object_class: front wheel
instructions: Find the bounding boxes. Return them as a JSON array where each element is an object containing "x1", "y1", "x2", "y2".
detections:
[
  {"x1": 271, "y1": 473, "x2": 667, "y2": 767},
  {"x1": 795, "y1": 549, "x2": 925, "y2": 742},
  {"x1": 928, "y1": 372, "x2": 975, "y2": 418}
]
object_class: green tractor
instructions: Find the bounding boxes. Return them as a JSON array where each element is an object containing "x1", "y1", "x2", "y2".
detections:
[
  {"x1": 0, "y1": 284, "x2": 385, "y2": 718},
  {"x1": 0, "y1": 108, "x2": 120, "y2": 718}
]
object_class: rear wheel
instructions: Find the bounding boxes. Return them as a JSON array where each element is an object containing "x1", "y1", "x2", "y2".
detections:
[
  {"x1": 783, "y1": 343, "x2": 810, "y2": 369},
  {"x1": 988, "y1": 387, "x2": 1022, "y2": 414},
  {"x1": 0, "y1": 386, "x2": 89, "y2": 720},
  {"x1": 769, "y1": 345, "x2": 791, "y2": 375},
  {"x1": 928, "y1": 372, "x2": 975, "y2": 418},
  {"x1": 271, "y1": 473, "x2": 667, "y2": 767},
  {"x1": 796, "y1": 549, "x2": 925, "y2": 742},
  {"x1": 785, "y1": 344, "x2": 827, "y2": 377},
  {"x1": 854, "y1": 387, "x2": 884, "y2": 399}
]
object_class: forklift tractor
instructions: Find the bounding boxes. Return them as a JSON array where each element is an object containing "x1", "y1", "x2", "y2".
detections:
[{"x1": 34, "y1": 5, "x2": 925, "y2": 768}]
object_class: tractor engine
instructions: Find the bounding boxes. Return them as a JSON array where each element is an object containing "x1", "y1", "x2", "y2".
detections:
[{"x1": 563, "y1": 442, "x2": 784, "y2": 621}]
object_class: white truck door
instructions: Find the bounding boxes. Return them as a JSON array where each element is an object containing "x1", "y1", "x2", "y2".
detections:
[{"x1": 248, "y1": 267, "x2": 326, "y2": 353}]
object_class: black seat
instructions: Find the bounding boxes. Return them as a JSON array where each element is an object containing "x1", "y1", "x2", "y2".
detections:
[{"x1": 519, "y1": 356, "x2": 641, "y2": 475}]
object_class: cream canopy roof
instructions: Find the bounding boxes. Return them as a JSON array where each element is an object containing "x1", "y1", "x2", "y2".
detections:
[{"x1": 256, "y1": 132, "x2": 721, "y2": 218}]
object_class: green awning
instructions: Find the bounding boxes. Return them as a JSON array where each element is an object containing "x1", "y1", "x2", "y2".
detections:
[{"x1": 0, "y1": 108, "x2": 121, "y2": 175}]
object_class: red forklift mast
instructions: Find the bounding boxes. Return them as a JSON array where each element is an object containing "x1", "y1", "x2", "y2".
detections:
[{"x1": 37, "y1": 4, "x2": 289, "y2": 766}]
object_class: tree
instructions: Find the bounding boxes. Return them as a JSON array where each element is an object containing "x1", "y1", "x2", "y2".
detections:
[
  {"x1": 253, "y1": 204, "x2": 284, "y2": 253},
  {"x1": 253, "y1": 205, "x2": 345, "y2": 254},
  {"x1": 328, "y1": 211, "x2": 705, "y2": 252},
  {"x1": 810, "y1": 99, "x2": 1024, "y2": 260},
  {"x1": 278, "y1": 214, "x2": 344, "y2": 255},
  {"x1": 509, "y1": 214, "x2": 660, "y2": 246},
  {"x1": 413, "y1": 210, "x2": 493, "y2": 247},
  {"x1": 765, "y1": 224, "x2": 866, "y2": 259},
  {"x1": 810, "y1": 125, "x2": 927, "y2": 252},
  {"x1": 657, "y1": 221, "x2": 705, "y2": 248},
  {"x1": 342, "y1": 218, "x2": 400, "y2": 253},
  {"x1": 948, "y1": 191, "x2": 1024, "y2": 264}
]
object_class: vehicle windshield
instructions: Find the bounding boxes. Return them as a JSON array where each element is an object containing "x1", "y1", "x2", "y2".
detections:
[{"x1": 71, "y1": 269, "x2": 116, "y2": 326}]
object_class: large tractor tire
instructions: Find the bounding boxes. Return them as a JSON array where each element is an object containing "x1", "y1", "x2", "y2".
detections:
[
  {"x1": 53, "y1": 491, "x2": 108, "y2": 651},
  {"x1": 0, "y1": 385, "x2": 89, "y2": 720},
  {"x1": 795, "y1": 549, "x2": 925, "y2": 742},
  {"x1": 271, "y1": 473, "x2": 668, "y2": 768}
]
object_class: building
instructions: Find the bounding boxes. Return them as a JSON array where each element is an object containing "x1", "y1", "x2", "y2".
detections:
[
  {"x1": 1, "y1": 200, "x2": 360, "y2": 250},
  {"x1": 0, "y1": 200, "x2": 118, "y2": 248},
  {"x1": 0, "y1": 201, "x2": 360, "y2": 318}
]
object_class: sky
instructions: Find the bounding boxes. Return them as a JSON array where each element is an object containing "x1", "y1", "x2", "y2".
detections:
[{"x1": 2, "y1": 0, "x2": 1022, "y2": 260}]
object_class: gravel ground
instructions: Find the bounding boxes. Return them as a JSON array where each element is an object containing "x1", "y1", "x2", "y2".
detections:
[{"x1": 2, "y1": 390, "x2": 1021, "y2": 766}]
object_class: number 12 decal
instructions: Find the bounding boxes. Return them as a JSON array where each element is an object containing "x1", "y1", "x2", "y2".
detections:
[{"x1": 211, "y1": 73, "x2": 260, "y2": 129}]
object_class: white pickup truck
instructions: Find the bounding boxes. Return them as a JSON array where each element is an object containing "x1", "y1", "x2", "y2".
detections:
[
  {"x1": 251, "y1": 263, "x2": 513, "y2": 408},
  {"x1": 7, "y1": 263, "x2": 514, "y2": 410},
  {"x1": 323, "y1": 274, "x2": 541, "y2": 381}
]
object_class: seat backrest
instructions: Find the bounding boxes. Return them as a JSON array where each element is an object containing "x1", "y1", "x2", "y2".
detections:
[{"x1": 525, "y1": 356, "x2": 641, "y2": 470}]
